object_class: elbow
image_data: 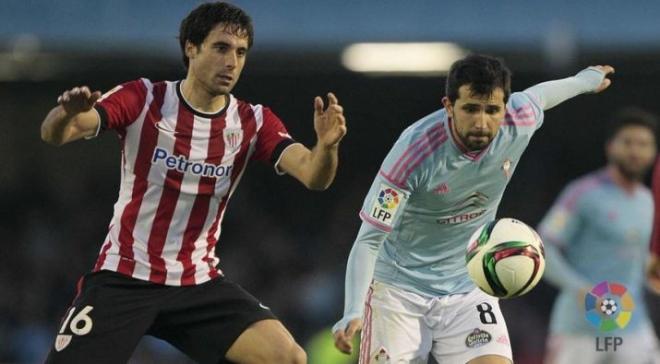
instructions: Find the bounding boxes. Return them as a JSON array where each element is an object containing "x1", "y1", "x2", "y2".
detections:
[
  {"x1": 41, "y1": 126, "x2": 63, "y2": 146},
  {"x1": 305, "y1": 180, "x2": 332, "y2": 191}
]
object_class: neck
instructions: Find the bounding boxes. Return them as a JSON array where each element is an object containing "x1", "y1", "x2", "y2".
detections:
[
  {"x1": 449, "y1": 117, "x2": 469, "y2": 151},
  {"x1": 607, "y1": 165, "x2": 638, "y2": 193},
  {"x1": 180, "y1": 77, "x2": 227, "y2": 113}
]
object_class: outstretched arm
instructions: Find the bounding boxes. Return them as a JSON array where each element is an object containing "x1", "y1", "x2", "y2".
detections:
[
  {"x1": 332, "y1": 222, "x2": 388, "y2": 355},
  {"x1": 525, "y1": 65, "x2": 614, "y2": 111},
  {"x1": 41, "y1": 86, "x2": 103, "y2": 146},
  {"x1": 277, "y1": 93, "x2": 347, "y2": 190}
]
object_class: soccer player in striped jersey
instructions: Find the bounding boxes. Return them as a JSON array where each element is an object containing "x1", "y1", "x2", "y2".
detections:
[
  {"x1": 40, "y1": 2, "x2": 345, "y2": 363},
  {"x1": 539, "y1": 108, "x2": 660, "y2": 364},
  {"x1": 332, "y1": 55, "x2": 613, "y2": 364}
]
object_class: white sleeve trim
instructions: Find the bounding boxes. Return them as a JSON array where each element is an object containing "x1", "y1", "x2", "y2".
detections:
[
  {"x1": 83, "y1": 108, "x2": 102, "y2": 140},
  {"x1": 273, "y1": 142, "x2": 303, "y2": 175}
]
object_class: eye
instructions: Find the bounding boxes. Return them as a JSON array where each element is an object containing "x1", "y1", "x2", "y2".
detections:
[
  {"x1": 463, "y1": 105, "x2": 480, "y2": 113},
  {"x1": 237, "y1": 49, "x2": 247, "y2": 57},
  {"x1": 485, "y1": 106, "x2": 501, "y2": 114}
]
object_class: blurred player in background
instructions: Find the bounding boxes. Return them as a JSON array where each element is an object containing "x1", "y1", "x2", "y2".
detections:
[
  {"x1": 539, "y1": 108, "x2": 660, "y2": 364},
  {"x1": 332, "y1": 54, "x2": 613, "y2": 364},
  {"x1": 39, "y1": 2, "x2": 346, "y2": 363}
]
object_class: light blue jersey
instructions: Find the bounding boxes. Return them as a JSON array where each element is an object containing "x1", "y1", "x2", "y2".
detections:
[
  {"x1": 538, "y1": 170, "x2": 654, "y2": 334},
  {"x1": 358, "y1": 91, "x2": 544, "y2": 297}
]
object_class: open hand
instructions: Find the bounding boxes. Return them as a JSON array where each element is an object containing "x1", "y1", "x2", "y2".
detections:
[
  {"x1": 333, "y1": 318, "x2": 362, "y2": 354},
  {"x1": 590, "y1": 65, "x2": 615, "y2": 93},
  {"x1": 57, "y1": 86, "x2": 102, "y2": 115},
  {"x1": 314, "y1": 92, "x2": 347, "y2": 148}
]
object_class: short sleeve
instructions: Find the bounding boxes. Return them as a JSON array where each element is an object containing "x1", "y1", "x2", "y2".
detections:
[
  {"x1": 94, "y1": 79, "x2": 148, "y2": 132},
  {"x1": 537, "y1": 181, "x2": 587, "y2": 248},
  {"x1": 251, "y1": 107, "x2": 297, "y2": 171},
  {"x1": 358, "y1": 128, "x2": 429, "y2": 232},
  {"x1": 504, "y1": 91, "x2": 545, "y2": 131}
]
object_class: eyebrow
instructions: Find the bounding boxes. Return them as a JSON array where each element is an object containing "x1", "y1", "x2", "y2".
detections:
[{"x1": 211, "y1": 42, "x2": 248, "y2": 53}]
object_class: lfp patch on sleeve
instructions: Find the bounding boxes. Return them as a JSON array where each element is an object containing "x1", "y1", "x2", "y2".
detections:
[{"x1": 369, "y1": 184, "x2": 404, "y2": 227}]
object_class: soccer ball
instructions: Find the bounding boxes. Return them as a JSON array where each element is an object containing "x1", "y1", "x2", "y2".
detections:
[{"x1": 465, "y1": 218, "x2": 545, "y2": 298}]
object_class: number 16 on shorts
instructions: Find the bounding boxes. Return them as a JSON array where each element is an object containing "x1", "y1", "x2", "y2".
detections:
[{"x1": 55, "y1": 305, "x2": 94, "y2": 351}]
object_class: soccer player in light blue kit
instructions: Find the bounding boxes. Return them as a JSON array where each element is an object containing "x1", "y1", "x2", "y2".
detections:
[
  {"x1": 539, "y1": 108, "x2": 660, "y2": 364},
  {"x1": 332, "y1": 55, "x2": 614, "y2": 364}
]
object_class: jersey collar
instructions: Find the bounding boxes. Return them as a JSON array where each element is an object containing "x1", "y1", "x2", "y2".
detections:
[{"x1": 176, "y1": 80, "x2": 230, "y2": 118}]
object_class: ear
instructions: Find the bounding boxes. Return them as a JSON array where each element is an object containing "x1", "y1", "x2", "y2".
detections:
[
  {"x1": 185, "y1": 40, "x2": 199, "y2": 61},
  {"x1": 442, "y1": 96, "x2": 453, "y2": 114}
]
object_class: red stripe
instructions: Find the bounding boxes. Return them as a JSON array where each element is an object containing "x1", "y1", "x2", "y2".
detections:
[
  {"x1": 203, "y1": 101, "x2": 257, "y2": 279},
  {"x1": 93, "y1": 238, "x2": 112, "y2": 272},
  {"x1": 147, "y1": 103, "x2": 196, "y2": 284},
  {"x1": 392, "y1": 127, "x2": 446, "y2": 184},
  {"x1": 378, "y1": 170, "x2": 408, "y2": 190},
  {"x1": 396, "y1": 133, "x2": 447, "y2": 184},
  {"x1": 388, "y1": 124, "x2": 443, "y2": 180},
  {"x1": 359, "y1": 285, "x2": 374, "y2": 364},
  {"x1": 178, "y1": 115, "x2": 227, "y2": 285},
  {"x1": 116, "y1": 82, "x2": 166, "y2": 276},
  {"x1": 651, "y1": 157, "x2": 660, "y2": 255}
]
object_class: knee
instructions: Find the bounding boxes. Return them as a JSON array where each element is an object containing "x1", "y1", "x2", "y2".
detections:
[
  {"x1": 271, "y1": 342, "x2": 306, "y2": 364},
  {"x1": 290, "y1": 344, "x2": 307, "y2": 364}
]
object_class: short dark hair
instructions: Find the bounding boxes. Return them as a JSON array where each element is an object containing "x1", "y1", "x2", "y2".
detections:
[
  {"x1": 607, "y1": 107, "x2": 658, "y2": 141},
  {"x1": 445, "y1": 54, "x2": 512, "y2": 103},
  {"x1": 179, "y1": 2, "x2": 254, "y2": 69}
]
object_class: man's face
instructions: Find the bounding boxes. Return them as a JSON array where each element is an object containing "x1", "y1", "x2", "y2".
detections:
[
  {"x1": 444, "y1": 85, "x2": 506, "y2": 151},
  {"x1": 607, "y1": 125, "x2": 657, "y2": 180},
  {"x1": 186, "y1": 23, "x2": 249, "y2": 96}
]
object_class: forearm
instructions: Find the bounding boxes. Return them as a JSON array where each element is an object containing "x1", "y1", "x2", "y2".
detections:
[
  {"x1": 302, "y1": 144, "x2": 339, "y2": 190},
  {"x1": 41, "y1": 105, "x2": 97, "y2": 146},
  {"x1": 333, "y1": 223, "x2": 387, "y2": 332},
  {"x1": 524, "y1": 67, "x2": 605, "y2": 110},
  {"x1": 41, "y1": 106, "x2": 76, "y2": 146},
  {"x1": 544, "y1": 242, "x2": 591, "y2": 292}
]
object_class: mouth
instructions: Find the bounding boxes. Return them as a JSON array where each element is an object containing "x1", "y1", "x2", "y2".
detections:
[{"x1": 216, "y1": 74, "x2": 234, "y2": 85}]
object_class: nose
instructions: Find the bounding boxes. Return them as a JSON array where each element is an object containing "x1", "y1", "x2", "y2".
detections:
[
  {"x1": 225, "y1": 51, "x2": 237, "y2": 70},
  {"x1": 474, "y1": 111, "x2": 488, "y2": 130}
]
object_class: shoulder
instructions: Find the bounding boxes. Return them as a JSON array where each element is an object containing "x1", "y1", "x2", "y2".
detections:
[
  {"x1": 559, "y1": 171, "x2": 609, "y2": 210},
  {"x1": 381, "y1": 109, "x2": 449, "y2": 189},
  {"x1": 502, "y1": 91, "x2": 541, "y2": 129}
]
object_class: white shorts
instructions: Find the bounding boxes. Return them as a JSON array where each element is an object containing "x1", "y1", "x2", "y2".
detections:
[
  {"x1": 545, "y1": 324, "x2": 660, "y2": 364},
  {"x1": 359, "y1": 281, "x2": 512, "y2": 364}
]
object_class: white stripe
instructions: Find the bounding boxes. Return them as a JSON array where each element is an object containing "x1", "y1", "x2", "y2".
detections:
[
  {"x1": 164, "y1": 114, "x2": 211, "y2": 285},
  {"x1": 100, "y1": 79, "x2": 154, "y2": 273},
  {"x1": 130, "y1": 81, "x2": 178, "y2": 280}
]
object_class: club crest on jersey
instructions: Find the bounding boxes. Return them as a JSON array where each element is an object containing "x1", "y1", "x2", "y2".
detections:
[
  {"x1": 502, "y1": 159, "x2": 512, "y2": 178},
  {"x1": 370, "y1": 184, "x2": 404, "y2": 227},
  {"x1": 54, "y1": 334, "x2": 72, "y2": 352},
  {"x1": 224, "y1": 128, "x2": 243, "y2": 153}
]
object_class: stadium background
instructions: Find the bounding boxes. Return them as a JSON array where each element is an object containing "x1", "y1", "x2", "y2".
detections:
[{"x1": 1, "y1": 0, "x2": 659, "y2": 363}]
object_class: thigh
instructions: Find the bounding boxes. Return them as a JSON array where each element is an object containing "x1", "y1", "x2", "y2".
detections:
[
  {"x1": 432, "y1": 289, "x2": 512, "y2": 364},
  {"x1": 360, "y1": 281, "x2": 432, "y2": 364},
  {"x1": 225, "y1": 319, "x2": 304, "y2": 364},
  {"x1": 45, "y1": 271, "x2": 160, "y2": 364},
  {"x1": 149, "y1": 276, "x2": 277, "y2": 364}
]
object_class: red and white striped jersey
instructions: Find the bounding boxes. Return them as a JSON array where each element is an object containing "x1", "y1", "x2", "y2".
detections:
[{"x1": 91, "y1": 78, "x2": 297, "y2": 286}]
